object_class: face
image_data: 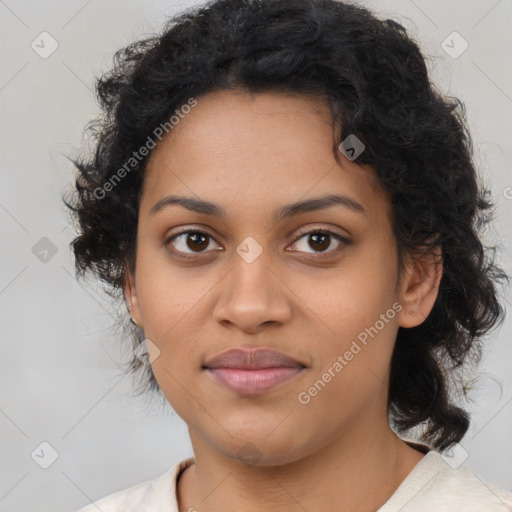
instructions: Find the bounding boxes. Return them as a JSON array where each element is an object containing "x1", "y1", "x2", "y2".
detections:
[{"x1": 125, "y1": 90, "x2": 441, "y2": 465}]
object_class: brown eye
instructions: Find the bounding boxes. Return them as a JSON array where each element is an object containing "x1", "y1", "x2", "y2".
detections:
[
  {"x1": 289, "y1": 229, "x2": 351, "y2": 257},
  {"x1": 164, "y1": 227, "x2": 350, "y2": 261},
  {"x1": 165, "y1": 230, "x2": 220, "y2": 256},
  {"x1": 307, "y1": 233, "x2": 331, "y2": 252}
]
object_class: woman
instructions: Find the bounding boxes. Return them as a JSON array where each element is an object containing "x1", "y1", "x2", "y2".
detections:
[{"x1": 66, "y1": 0, "x2": 512, "y2": 510}]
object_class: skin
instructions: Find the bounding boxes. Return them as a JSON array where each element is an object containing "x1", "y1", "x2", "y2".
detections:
[{"x1": 124, "y1": 89, "x2": 443, "y2": 512}]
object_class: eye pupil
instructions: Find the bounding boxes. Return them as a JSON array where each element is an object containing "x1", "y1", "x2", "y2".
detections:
[
  {"x1": 186, "y1": 232, "x2": 209, "y2": 251},
  {"x1": 309, "y1": 233, "x2": 330, "y2": 252},
  {"x1": 169, "y1": 229, "x2": 343, "y2": 258}
]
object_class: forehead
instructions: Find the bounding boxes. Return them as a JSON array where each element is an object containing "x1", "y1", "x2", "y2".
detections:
[{"x1": 141, "y1": 90, "x2": 388, "y2": 222}]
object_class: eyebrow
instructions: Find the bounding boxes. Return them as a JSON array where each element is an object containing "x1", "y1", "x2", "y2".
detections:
[{"x1": 149, "y1": 193, "x2": 367, "y2": 222}]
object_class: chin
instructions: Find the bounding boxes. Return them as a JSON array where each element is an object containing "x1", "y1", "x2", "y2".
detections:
[{"x1": 216, "y1": 429, "x2": 311, "y2": 468}]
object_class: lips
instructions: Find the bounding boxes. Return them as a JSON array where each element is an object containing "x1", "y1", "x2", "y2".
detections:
[
  {"x1": 203, "y1": 348, "x2": 305, "y2": 370},
  {"x1": 203, "y1": 348, "x2": 306, "y2": 395}
]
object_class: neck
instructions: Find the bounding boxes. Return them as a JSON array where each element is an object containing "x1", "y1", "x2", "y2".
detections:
[{"x1": 177, "y1": 421, "x2": 425, "y2": 512}]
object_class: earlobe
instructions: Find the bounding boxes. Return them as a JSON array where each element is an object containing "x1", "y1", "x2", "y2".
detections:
[
  {"x1": 124, "y1": 271, "x2": 142, "y2": 328},
  {"x1": 397, "y1": 246, "x2": 443, "y2": 328}
]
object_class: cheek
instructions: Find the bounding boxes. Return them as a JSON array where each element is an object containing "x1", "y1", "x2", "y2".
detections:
[
  {"x1": 292, "y1": 247, "x2": 398, "y2": 335},
  {"x1": 291, "y1": 241, "x2": 399, "y2": 377},
  {"x1": 135, "y1": 243, "x2": 213, "y2": 333}
]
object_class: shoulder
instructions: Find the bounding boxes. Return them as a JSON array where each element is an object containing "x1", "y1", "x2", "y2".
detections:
[
  {"x1": 380, "y1": 451, "x2": 512, "y2": 512},
  {"x1": 73, "y1": 458, "x2": 194, "y2": 512}
]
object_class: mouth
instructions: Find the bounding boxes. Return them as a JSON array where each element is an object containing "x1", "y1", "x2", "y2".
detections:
[
  {"x1": 204, "y1": 367, "x2": 305, "y2": 395},
  {"x1": 203, "y1": 347, "x2": 306, "y2": 395}
]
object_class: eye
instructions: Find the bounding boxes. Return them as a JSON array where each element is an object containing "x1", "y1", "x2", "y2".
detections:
[
  {"x1": 164, "y1": 229, "x2": 221, "y2": 258},
  {"x1": 164, "y1": 227, "x2": 351, "y2": 260},
  {"x1": 288, "y1": 229, "x2": 351, "y2": 259}
]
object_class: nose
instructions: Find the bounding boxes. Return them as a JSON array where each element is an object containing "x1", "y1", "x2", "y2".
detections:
[{"x1": 212, "y1": 249, "x2": 293, "y2": 334}]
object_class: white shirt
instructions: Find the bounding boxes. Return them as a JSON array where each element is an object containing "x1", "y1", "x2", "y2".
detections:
[{"x1": 75, "y1": 450, "x2": 512, "y2": 512}]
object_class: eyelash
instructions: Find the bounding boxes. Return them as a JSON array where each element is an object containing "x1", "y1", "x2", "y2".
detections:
[{"x1": 163, "y1": 227, "x2": 351, "y2": 261}]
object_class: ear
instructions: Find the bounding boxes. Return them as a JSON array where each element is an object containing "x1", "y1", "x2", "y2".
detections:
[
  {"x1": 397, "y1": 244, "x2": 443, "y2": 328},
  {"x1": 124, "y1": 270, "x2": 142, "y2": 328}
]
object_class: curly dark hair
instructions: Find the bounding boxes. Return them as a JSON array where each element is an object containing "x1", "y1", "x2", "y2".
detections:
[{"x1": 64, "y1": 0, "x2": 508, "y2": 450}]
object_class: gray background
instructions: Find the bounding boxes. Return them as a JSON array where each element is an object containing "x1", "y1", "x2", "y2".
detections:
[{"x1": 0, "y1": 1, "x2": 511, "y2": 511}]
